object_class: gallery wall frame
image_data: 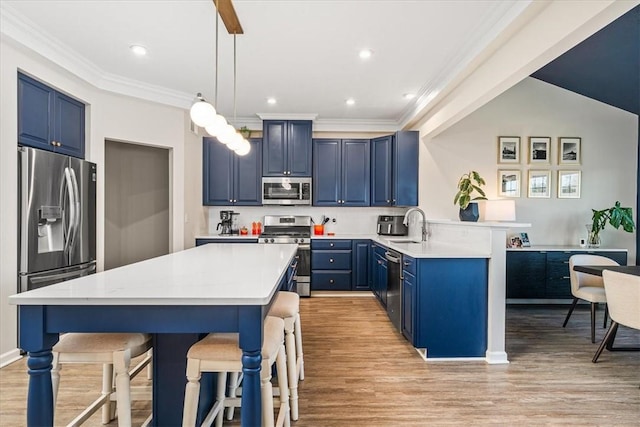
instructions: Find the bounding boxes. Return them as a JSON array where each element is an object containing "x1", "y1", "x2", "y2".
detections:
[
  {"x1": 558, "y1": 170, "x2": 581, "y2": 198},
  {"x1": 529, "y1": 136, "x2": 551, "y2": 164},
  {"x1": 498, "y1": 136, "x2": 520, "y2": 164},
  {"x1": 558, "y1": 137, "x2": 581, "y2": 165},
  {"x1": 528, "y1": 170, "x2": 551, "y2": 198},
  {"x1": 498, "y1": 170, "x2": 521, "y2": 197}
]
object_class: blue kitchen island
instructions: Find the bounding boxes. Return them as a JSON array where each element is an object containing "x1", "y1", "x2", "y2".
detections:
[{"x1": 9, "y1": 243, "x2": 297, "y2": 427}]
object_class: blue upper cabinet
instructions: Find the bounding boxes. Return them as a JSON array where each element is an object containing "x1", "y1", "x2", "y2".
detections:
[
  {"x1": 203, "y1": 137, "x2": 262, "y2": 206},
  {"x1": 371, "y1": 131, "x2": 418, "y2": 207},
  {"x1": 262, "y1": 120, "x2": 312, "y2": 176},
  {"x1": 18, "y1": 73, "x2": 85, "y2": 159},
  {"x1": 371, "y1": 136, "x2": 393, "y2": 206},
  {"x1": 313, "y1": 138, "x2": 370, "y2": 206}
]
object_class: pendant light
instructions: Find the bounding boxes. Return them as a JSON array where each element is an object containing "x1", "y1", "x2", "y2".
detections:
[{"x1": 189, "y1": 0, "x2": 249, "y2": 155}]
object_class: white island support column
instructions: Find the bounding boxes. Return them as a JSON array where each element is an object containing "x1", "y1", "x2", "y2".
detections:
[{"x1": 427, "y1": 220, "x2": 530, "y2": 364}]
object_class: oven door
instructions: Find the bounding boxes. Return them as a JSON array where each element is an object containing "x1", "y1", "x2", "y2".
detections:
[
  {"x1": 295, "y1": 244, "x2": 311, "y2": 297},
  {"x1": 262, "y1": 177, "x2": 311, "y2": 205}
]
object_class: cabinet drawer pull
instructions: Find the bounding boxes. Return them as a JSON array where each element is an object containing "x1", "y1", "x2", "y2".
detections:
[
  {"x1": 378, "y1": 260, "x2": 382, "y2": 265},
  {"x1": 564, "y1": 261, "x2": 569, "y2": 264},
  {"x1": 563, "y1": 276, "x2": 570, "y2": 279},
  {"x1": 329, "y1": 279, "x2": 334, "y2": 284},
  {"x1": 330, "y1": 243, "x2": 334, "y2": 247},
  {"x1": 403, "y1": 261, "x2": 410, "y2": 266},
  {"x1": 329, "y1": 258, "x2": 334, "y2": 263}
]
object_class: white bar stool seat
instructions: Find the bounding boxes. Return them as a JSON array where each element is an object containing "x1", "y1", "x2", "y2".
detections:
[
  {"x1": 267, "y1": 291, "x2": 304, "y2": 421},
  {"x1": 51, "y1": 332, "x2": 152, "y2": 426},
  {"x1": 182, "y1": 316, "x2": 290, "y2": 427}
]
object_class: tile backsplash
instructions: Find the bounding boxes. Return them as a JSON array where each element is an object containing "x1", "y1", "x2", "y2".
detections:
[{"x1": 206, "y1": 206, "x2": 408, "y2": 235}]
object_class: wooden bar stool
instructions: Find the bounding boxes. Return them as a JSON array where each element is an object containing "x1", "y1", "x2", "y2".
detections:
[
  {"x1": 267, "y1": 291, "x2": 304, "y2": 421},
  {"x1": 51, "y1": 332, "x2": 152, "y2": 426},
  {"x1": 182, "y1": 316, "x2": 290, "y2": 427}
]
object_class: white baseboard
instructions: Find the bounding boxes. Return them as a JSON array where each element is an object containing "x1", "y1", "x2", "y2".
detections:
[{"x1": 0, "y1": 348, "x2": 23, "y2": 368}]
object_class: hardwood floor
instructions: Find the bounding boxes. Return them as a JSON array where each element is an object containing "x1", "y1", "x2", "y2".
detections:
[{"x1": 1, "y1": 296, "x2": 638, "y2": 426}]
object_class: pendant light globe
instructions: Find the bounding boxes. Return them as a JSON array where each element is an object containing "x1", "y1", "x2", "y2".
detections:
[
  {"x1": 204, "y1": 114, "x2": 227, "y2": 137},
  {"x1": 189, "y1": 97, "x2": 216, "y2": 127},
  {"x1": 227, "y1": 132, "x2": 244, "y2": 151},
  {"x1": 234, "y1": 138, "x2": 251, "y2": 156},
  {"x1": 217, "y1": 124, "x2": 237, "y2": 145},
  {"x1": 235, "y1": 140, "x2": 251, "y2": 156}
]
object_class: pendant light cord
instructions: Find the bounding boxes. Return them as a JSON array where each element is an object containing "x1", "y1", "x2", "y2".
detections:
[
  {"x1": 214, "y1": 0, "x2": 219, "y2": 108},
  {"x1": 233, "y1": 33, "x2": 237, "y2": 122}
]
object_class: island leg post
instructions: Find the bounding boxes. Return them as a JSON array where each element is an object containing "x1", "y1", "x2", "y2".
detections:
[
  {"x1": 20, "y1": 305, "x2": 59, "y2": 427},
  {"x1": 239, "y1": 306, "x2": 264, "y2": 427}
]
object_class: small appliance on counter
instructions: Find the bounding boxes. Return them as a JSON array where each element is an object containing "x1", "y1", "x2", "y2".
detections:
[
  {"x1": 217, "y1": 210, "x2": 240, "y2": 235},
  {"x1": 377, "y1": 215, "x2": 408, "y2": 236}
]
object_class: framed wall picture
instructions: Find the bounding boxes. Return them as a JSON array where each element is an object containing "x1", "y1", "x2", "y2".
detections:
[
  {"x1": 498, "y1": 136, "x2": 520, "y2": 164},
  {"x1": 558, "y1": 137, "x2": 581, "y2": 165},
  {"x1": 557, "y1": 170, "x2": 581, "y2": 198},
  {"x1": 529, "y1": 137, "x2": 551, "y2": 164},
  {"x1": 498, "y1": 170, "x2": 521, "y2": 197},
  {"x1": 528, "y1": 170, "x2": 551, "y2": 198}
]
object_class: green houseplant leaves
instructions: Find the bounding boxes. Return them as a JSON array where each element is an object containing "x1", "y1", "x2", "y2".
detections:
[
  {"x1": 590, "y1": 201, "x2": 636, "y2": 237},
  {"x1": 454, "y1": 171, "x2": 487, "y2": 209}
]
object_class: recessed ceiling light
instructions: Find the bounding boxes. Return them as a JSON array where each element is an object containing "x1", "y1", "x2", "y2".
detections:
[
  {"x1": 403, "y1": 93, "x2": 416, "y2": 100},
  {"x1": 359, "y1": 49, "x2": 373, "y2": 59},
  {"x1": 129, "y1": 45, "x2": 147, "y2": 56},
  {"x1": 267, "y1": 97, "x2": 277, "y2": 105},
  {"x1": 345, "y1": 98, "x2": 355, "y2": 106}
]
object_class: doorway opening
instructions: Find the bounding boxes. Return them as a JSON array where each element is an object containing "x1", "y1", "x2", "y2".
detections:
[{"x1": 105, "y1": 140, "x2": 170, "y2": 270}]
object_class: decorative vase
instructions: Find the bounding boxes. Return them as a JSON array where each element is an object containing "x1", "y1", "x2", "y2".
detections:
[
  {"x1": 459, "y1": 203, "x2": 479, "y2": 222},
  {"x1": 585, "y1": 224, "x2": 601, "y2": 248}
]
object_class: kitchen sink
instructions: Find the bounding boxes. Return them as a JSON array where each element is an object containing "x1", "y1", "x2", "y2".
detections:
[{"x1": 387, "y1": 238, "x2": 422, "y2": 244}]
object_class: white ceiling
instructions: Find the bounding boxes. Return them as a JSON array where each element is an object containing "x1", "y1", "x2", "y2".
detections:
[{"x1": 1, "y1": 0, "x2": 532, "y2": 130}]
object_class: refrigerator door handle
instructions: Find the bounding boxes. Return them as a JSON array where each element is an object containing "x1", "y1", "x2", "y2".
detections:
[
  {"x1": 63, "y1": 167, "x2": 76, "y2": 254},
  {"x1": 69, "y1": 167, "x2": 81, "y2": 247},
  {"x1": 28, "y1": 264, "x2": 96, "y2": 285}
]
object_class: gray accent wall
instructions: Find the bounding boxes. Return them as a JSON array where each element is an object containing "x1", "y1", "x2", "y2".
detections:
[{"x1": 105, "y1": 140, "x2": 170, "y2": 270}]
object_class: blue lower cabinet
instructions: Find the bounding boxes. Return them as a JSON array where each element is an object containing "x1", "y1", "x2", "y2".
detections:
[
  {"x1": 352, "y1": 240, "x2": 370, "y2": 290},
  {"x1": 311, "y1": 239, "x2": 352, "y2": 291},
  {"x1": 195, "y1": 238, "x2": 258, "y2": 246},
  {"x1": 412, "y1": 258, "x2": 488, "y2": 358},
  {"x1": 310, "y1": 271, "x2": 351, "y2": 290}
]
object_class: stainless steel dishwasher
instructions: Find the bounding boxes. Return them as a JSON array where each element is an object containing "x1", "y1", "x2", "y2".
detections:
[{"x1": 385, "y1": 248, "x2": 402, "y2": 332}]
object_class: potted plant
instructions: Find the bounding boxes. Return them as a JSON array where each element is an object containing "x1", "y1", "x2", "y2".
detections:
[
  {"x1": 238, "y1": 126, "x2": 251, "y2": 139},
  {"x1": 453, "y1": 171, "x2": 487, "y2": 221},
  {"x1": 587, "y1": 201, "x2": 635, "y2": 247}
]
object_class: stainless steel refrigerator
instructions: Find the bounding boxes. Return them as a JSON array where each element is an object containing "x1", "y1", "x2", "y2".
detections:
[{"x1": 18, "y1": 147, "x2": 97, "y2": 292}]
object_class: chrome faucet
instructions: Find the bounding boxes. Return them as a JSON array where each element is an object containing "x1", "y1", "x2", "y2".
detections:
[{"x1": 403, "y1": 208, "x2": 428, "y2": 242}]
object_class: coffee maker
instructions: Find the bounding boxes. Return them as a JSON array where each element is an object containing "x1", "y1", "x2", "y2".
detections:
[
  {"x1": 217, "y1": 210, "x2": 234, "y2": 235},
  {"x1": 217, "y1": 210, "x2": 239, "y2": 235}
]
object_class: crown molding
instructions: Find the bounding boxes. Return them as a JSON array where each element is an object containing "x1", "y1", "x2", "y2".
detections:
[{"x1": 256, "y1": 113, "x2": 319, "y2": 121}]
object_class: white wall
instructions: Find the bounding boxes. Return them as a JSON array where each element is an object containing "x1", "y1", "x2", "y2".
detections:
[
  {"x1": 0, "y1": 38, "x2": 188, "y2": 363},
  {"x1": 419, "y1": 77, "x2": 638, "y2": 261}
]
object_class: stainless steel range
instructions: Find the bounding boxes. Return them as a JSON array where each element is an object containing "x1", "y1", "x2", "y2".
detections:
[{"x1": 260, "y1": 215, "x2": 311, "y2": 296}]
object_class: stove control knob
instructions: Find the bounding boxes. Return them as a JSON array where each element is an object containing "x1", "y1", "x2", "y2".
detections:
[
  {"x1": 262, "y1": 238, "x2": 268, "y2": 243},
  {"x1": 270, "y1": 238, "x2": 275, "y2": 243},
  {"x1": 293, "y1": 238, "x2": 299, "y2": 243},
  {"x1": 299, "y1": 238, "x2": 304, "y2": 244}
]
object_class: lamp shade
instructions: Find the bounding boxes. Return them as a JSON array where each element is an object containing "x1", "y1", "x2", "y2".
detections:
[
  {"x1": 484, "y1": 199, "x2": 516, "y2": 221},
  {"x1": 189, "y1": 100, "x2": 216, "y2": 127},
  {"x1": 204, "y1": 114, "x2": 227, "y2": 137},
  {"x1": 234, "y1": 139, "x2": 251, "y2": 156}
]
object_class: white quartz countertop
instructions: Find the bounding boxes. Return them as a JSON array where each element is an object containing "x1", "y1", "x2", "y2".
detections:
[
  {"x1": 10, "y1": 244, "x2": 297, "y2": 306},
  {"x1": 195, "y1": 233, "x2": 490, "y2": 258},
  {"x1": 371, "y1": 237, "x2": 490, "y2": 258},
  {"x1": 506, "y1": 245, "x2": 628, "y2": 252},
  {"x1": 195, "y1": 234, "x2": 260, "y2": 240}
]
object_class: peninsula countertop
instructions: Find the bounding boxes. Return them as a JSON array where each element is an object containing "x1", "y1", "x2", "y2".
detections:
[
  {"x1": 9, "y1": 243, "x2": 298, "y2": 306},
  {"x1": 196, "y1": 233, "x2": 491, "y2": 259}
]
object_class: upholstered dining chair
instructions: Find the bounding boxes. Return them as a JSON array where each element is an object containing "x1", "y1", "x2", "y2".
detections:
[
  {"x1": 563, "y1": 254, "x2": 620, "y2": 343},
  {"x1": 592, "y1": 270, "x2": 640, "y2": 363}
]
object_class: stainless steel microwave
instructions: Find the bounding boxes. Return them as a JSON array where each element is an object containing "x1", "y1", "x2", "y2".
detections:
[{"x1": 262, "y1": 177, "x2": 312, "y2": 205}]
